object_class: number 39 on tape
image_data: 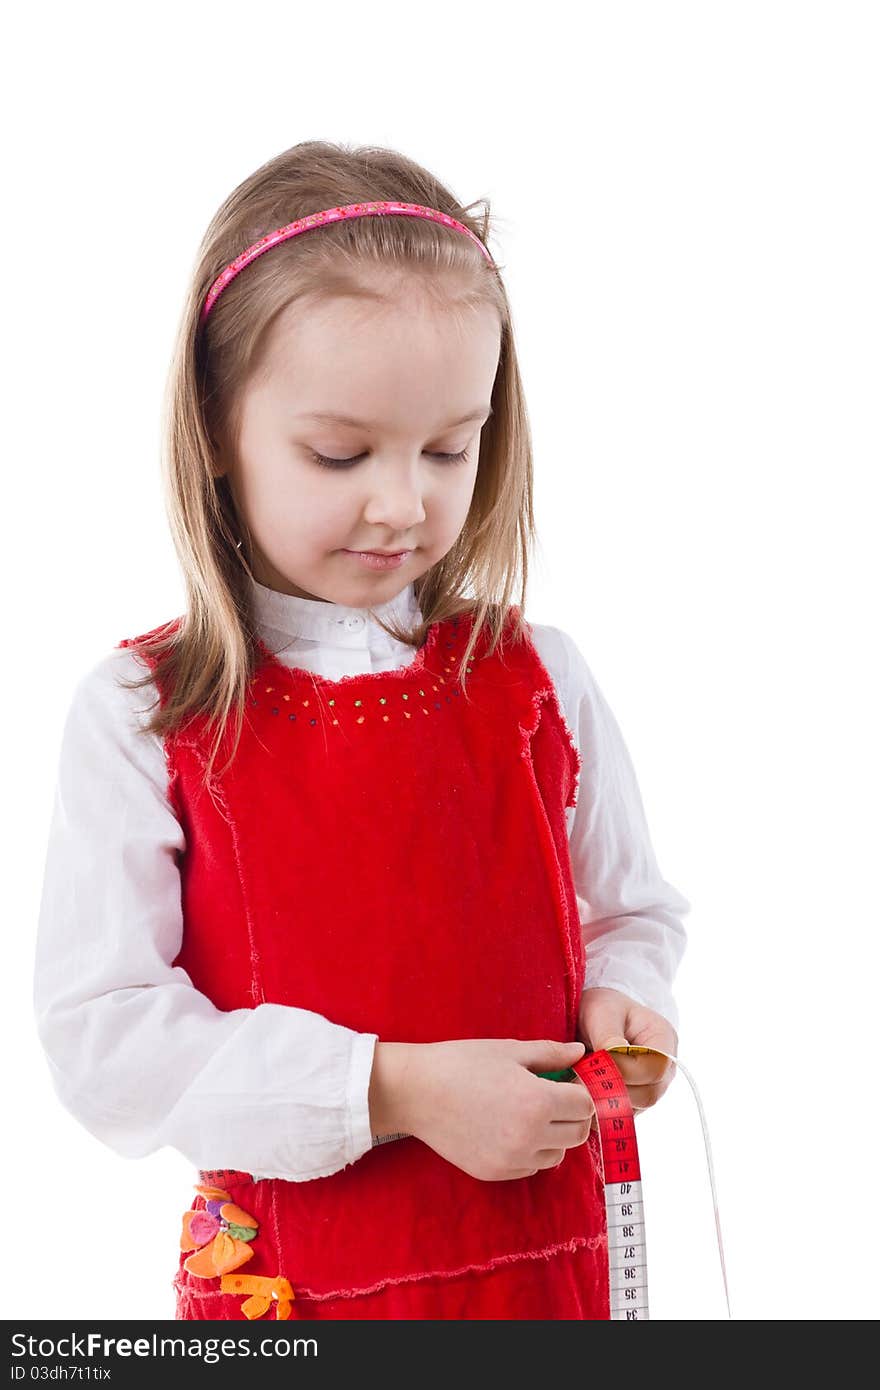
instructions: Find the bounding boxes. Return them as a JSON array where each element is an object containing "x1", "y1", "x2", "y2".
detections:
[{"x1": 569, "y1": 1045, "x2": 730, "y2": 1321}]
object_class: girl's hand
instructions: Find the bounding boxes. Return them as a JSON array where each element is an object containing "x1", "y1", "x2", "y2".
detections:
[
  {"x1": 577, "y1": 987, "x2": 678, "y2": 1129},
  {"x1": 401, "y1": 1037, "x2": 596, "y2": 1182}
]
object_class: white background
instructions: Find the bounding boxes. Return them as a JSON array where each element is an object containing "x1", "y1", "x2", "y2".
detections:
[{"x1": 4, "y1": 0, "x2": 877, "y2": 1322}]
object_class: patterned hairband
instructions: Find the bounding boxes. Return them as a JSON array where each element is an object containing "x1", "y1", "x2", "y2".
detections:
[{"x1": 199, "y1": 200, "x2": 496, "y2": 326}]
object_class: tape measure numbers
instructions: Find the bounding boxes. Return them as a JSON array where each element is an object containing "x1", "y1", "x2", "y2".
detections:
[
  {"x1": 573, "y1": 1050, "x2": 648, "y2": 1318},
  {"x1": 539, "y1": 1050, "x2": 647, "y2": 1317},
  {"x1": 563, "y1": 1045, "x2": 730, "y2": 1320}
]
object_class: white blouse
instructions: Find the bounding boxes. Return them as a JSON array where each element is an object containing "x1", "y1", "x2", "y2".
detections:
[{"x1": 33, "y1": 578, "x2": 690, "y2": 1183}]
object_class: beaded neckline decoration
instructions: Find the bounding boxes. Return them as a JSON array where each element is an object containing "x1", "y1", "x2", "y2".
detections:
[{"x1": 248, "y1": 611, "x2": 478, "y2": 730}]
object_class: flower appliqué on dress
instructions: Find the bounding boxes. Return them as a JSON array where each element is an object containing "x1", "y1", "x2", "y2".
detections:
[{"x1": 180, "y1": 1183, "x2": 294, "y2": 1319}]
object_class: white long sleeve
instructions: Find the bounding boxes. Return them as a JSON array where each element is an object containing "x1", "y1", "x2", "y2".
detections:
[
  {"x1": 530, "y1": 625, "x2": 691, "y2": 1035},
  {"x1": 32, "y1": 649, "x2": 378, "y2": 1182},
  {"x1": 33, "y1": 580, "x2": 689, "y2": 1185}
]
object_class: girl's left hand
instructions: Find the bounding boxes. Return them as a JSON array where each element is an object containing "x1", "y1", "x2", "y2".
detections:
[{"x1": 576, "y1": 987, "x2": 678, "y2": 1131}]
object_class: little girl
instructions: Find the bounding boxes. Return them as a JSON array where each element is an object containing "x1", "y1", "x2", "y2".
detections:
[{"x1": 33, "y1": 141, "x2": 691, "y2": 1321}]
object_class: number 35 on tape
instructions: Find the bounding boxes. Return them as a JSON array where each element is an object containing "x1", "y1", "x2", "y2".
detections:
[{"x1": 569, "y1": 1046, "x2": 730, "y2": 1321}]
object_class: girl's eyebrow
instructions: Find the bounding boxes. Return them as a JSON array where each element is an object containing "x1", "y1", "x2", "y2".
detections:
[{"x1": 295, "y1": 405, "x2": 493, "y2": 430}]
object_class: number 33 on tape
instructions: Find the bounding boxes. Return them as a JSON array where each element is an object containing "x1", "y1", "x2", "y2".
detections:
[{"x1": 570, "y1": 1045, "x2": 731, "y2": 1321}]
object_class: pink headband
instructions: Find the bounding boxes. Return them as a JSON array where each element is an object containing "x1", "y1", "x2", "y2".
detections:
[{"x1": 200, "y1": 200, "x2": 496, "y2": 325}]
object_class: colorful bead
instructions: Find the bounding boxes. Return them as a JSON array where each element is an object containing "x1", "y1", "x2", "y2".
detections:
[{"x1": 249, "y1": 619, "x2": 479, "y2": 732}]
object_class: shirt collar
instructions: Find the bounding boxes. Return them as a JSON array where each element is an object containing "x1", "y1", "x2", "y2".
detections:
[{"x1": 247, "y1": 575, "x2": 422, "y2": 649}]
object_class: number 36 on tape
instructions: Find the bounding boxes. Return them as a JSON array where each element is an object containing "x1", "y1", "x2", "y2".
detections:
[{"x1": 567, "y1": 1046, "x2": 730, "y2": 1321}]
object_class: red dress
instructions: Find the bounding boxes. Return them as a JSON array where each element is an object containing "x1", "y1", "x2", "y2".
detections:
[{"x1": 118, "y1": 605, "x2": 609, "y2": 1320}]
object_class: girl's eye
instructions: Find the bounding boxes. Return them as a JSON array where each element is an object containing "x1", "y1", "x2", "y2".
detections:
[{"x1": 308, "y1": 449, "x2": 470, "y2": 471}]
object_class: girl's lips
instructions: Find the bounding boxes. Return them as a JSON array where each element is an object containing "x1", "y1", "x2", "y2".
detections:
[{"x1": 344, "y1": 549, "x2": 411, "y2": 570}]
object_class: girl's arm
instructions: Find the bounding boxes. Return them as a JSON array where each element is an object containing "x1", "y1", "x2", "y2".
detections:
[
  {"x1": 32, "y1": 649, "x2": 380, "y2": 1183},
  {"x1": 529, "y1": 626, "x2": 691, "y2": 1034}
]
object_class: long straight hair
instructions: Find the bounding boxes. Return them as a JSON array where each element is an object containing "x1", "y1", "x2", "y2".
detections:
[{"x1": 119, "y1": 140, "x2": 538, "y2": 790}]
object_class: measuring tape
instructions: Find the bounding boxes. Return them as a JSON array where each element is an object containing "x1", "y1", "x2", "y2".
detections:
[{"x1": 565, "y1": 1045, "x2": 730, "y2": 1320}]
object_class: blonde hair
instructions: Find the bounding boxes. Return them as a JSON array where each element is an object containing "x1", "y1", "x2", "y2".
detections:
[{"x1": 119, "y1": 139, "x2": 538, "y2": 789}]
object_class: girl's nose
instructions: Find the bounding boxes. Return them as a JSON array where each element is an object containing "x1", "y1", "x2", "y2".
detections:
[{"x1": 363, "y1": 484, "x2": 427, "y2": 532}]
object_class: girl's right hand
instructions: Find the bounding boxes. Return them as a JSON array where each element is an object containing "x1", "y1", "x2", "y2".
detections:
[{"x1": 400, "y1": 1037, "x2": 596, "y2": 1182}]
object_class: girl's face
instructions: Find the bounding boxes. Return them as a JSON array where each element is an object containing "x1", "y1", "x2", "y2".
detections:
[{"x1": 217, "y1": 279, "x2": 502, "y2": 604}]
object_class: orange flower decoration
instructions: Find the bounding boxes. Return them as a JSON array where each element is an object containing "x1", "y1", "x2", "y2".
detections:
[
  {"x1": 179, "y1": 1182, "x2": 295, "y2": 1318},
  {"x1": 180, "y1": 1183, "x2": 258, "y2": 1278}
]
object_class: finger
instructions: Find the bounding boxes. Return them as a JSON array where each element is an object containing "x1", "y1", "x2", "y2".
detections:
[
  {"x1": 604, "y1": 1048, "x2": 676, "y2": 1087},
  {"x1": 592, "y1": 1033, "x2": 630, "y2": 1057},
  {"x1": 534, "y1": 1148, "x2": 569, "y2": 1170},
  {"x1": 550, "y1": 1083, "x2": 596, "y2": 1125},
  {"x1": 625, "y1": 1080, "x2": 673, "y2": 1112},
  {"x1": 547, "y1": 1118, "x2": 594, "y2": 1146}
]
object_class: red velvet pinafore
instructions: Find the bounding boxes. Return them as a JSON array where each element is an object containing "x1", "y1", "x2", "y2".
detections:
[{"x1": 118, "y1": 606, "x2": 609, "y2": 1320}]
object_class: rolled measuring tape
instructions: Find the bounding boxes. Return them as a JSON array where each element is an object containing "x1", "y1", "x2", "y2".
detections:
[{"x1": 561, "y1": 1045, "x2": 730, "y2": 1320}]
